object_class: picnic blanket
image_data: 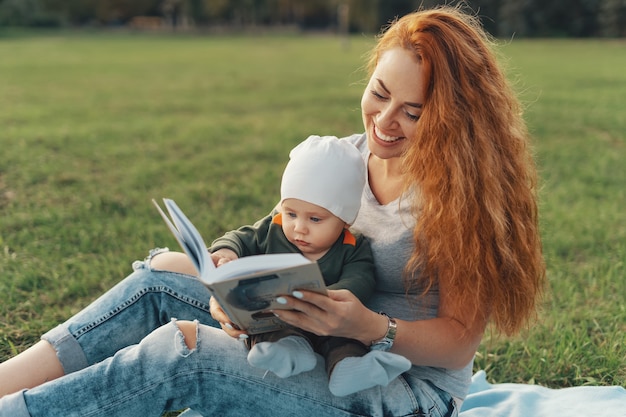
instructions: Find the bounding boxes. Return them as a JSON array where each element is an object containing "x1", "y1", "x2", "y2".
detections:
[{"x1": 460, "y1": 370, "x2": 626, "y2": 417}]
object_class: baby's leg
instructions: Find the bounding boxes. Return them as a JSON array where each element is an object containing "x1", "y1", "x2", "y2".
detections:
[
  {"x1": 247, "y1": 330, "x2": 317, "y2": 378},
  {"x1": 328, "y1": 350, "x2": 412, "y2": 397}
]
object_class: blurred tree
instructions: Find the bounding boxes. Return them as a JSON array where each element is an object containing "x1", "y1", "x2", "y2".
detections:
[
  {"x1": 0, "y1": 0, "x2": 62, "y2": 26},
  {"x1": 497, "y1": 0, "x2": 530, "y2": 37},
  {"x1": 378, "y1": 0, "x2": 415, "y2": 24},
  {"x1": 0, "y1": 0, "x2": 623, "y2": 37},
  {"x1": 348, "y1": 0, "x2": 379, "y2": 33},
  {"x1": 35, "y1": 0, "x2": 162, "y2": 26},
  {"x1": 468, "y1": 0, "x2": 501, "y2": 36},
  {"x1": 0, "y1": 0, "x2": 37, "y2": 25},
  {"x1": 527, "y1": 0, "x2": 600, "y2": 36},
  {"x1": 202, "y1": 0, "x2": 233, "y2": 24},
  {"x1": 598, "y1": 0, "x2": 626, "y2": 36}
]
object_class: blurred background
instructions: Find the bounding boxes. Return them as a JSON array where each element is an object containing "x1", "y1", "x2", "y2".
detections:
[
  {"x1": 0, "y1": 0, "x2": 624, "y2": 38},
  {"x1": 1, "y1": 0, "x2": 624, "y2": 392}
]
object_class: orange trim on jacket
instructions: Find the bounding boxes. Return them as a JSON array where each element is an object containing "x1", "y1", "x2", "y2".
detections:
[{"x1": 272, "y1": 212, "x2": 356, "y2": 247}]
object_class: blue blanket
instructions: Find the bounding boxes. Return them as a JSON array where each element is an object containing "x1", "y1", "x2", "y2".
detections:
[{"x1": 460, "y1": 371, "x2": 626, "y2": 417}]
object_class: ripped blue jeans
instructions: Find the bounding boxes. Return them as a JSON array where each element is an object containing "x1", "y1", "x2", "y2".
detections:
[{"x1": 0, "y1": 249, "x2": 457, "y2": 417}]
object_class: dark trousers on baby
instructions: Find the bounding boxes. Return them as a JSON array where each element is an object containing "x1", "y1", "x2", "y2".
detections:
[{"x1": 248, "y1": 327, "x2": 368, "y2": 376}]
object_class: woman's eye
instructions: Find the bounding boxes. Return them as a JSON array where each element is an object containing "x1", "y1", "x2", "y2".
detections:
[
  {"x1": 405, "y1": 111, "x2": 420, "y2": 122},
  {"x1": 370, "y1": 89, "x2": 386, "y2": 100}
]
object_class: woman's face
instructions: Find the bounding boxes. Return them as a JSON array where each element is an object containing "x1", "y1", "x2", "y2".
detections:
[{"x1": 361, "y1": 47, "x2": 425, "y2": 160}]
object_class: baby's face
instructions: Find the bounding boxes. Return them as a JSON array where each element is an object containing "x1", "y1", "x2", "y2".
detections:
[{"x1": 280, "y1": 199, "x2": 347, "y2": 261}]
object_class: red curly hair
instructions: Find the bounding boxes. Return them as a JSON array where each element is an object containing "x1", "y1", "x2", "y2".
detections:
[{"x1": 368, "y1": 5, "x2": 545, "y2": 336}]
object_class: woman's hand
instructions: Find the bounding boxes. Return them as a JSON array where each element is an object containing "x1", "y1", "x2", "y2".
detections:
[
  {"x1": 272, "y1": 289, "x2": 387, "y2": 346},
  {"x1": 274, "y1": 289, "x2": 487, "y2": 369},
  {"x1": 208, "y1": 249, "x2": 249, "y2": 340},
  {"x1": 209, "y1": 296, "x2": 249, "y2": 340}
]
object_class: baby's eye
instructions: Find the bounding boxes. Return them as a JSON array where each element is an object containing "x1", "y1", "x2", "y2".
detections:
[
  {"x1": 310, "y1": 217, "x2": 322, "y2": 223},
  {"x1": 286, "y1": 212, "x2": 297, "y2": 218}
]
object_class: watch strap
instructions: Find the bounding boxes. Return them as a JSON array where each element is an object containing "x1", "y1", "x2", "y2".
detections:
[{"x1": 369, "y1": 312, "x2": 397, "y2": 351}]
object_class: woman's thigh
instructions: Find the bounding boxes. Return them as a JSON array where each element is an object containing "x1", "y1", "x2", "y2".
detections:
[
  {"x1": 8, "y1": 322, "x2": 452, "y2": 417},
  {"x1": 186, "y1": 323, "x2": 443, "y2": 417}
]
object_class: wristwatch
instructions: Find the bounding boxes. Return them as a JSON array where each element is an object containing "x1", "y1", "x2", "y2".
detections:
[{"x1": 369, "y1": 312, "x2": 397, "y2": 351}]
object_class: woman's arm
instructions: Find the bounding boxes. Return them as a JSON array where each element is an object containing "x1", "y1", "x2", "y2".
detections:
[
  {"x1": 390, "y1": 314, "x2": 485, "y2": 369},
  {"x1": 273, "y1": 288, "x2": 486, "y2": 370}
]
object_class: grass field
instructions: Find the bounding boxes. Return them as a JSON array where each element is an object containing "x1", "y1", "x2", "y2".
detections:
[{"x1": 1, "y1": 30, "x2": 624, "y2": 398}]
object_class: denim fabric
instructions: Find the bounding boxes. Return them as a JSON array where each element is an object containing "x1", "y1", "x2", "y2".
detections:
[
  {"x1": 0, "y1": 251, "x2": 457, "y2": 417},
  {"x1": 1, "y1": 321, "x2": 456, "y2": 417},
  {"x1": 42, "y1": 250, "x2": 218, "y2": 373}
]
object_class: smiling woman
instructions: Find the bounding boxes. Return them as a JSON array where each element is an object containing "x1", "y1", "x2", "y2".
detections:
[
  {"x1": 360, "y1": 47, "x2": 425, "y2": 205},
  {"x1": 361, "y1": 48, "x2": 424, "y2": 152},
  {"x1": 0, "y1": 5, "x2": 546, "y2": 417}
]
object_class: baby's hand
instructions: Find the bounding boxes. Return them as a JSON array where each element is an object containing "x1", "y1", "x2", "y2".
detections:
[{"x1": 210, "y1": 248, "x2": 239, "y2": 267}]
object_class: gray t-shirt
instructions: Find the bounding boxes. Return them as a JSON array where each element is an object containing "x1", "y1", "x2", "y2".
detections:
[{"x1": 345, "y1": 133, "x2": 473, "y2": 401}]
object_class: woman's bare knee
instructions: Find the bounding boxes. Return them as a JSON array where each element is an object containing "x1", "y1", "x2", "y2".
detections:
[
  {"x1": 150, "y1": 252, "x2": 198, "y2": 276},
  {"x1": 176, "y1": 321, "x2": 198, "y2": 350}
]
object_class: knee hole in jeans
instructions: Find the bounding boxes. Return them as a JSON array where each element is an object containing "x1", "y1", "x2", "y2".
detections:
[{"x1": 172, "y1": 319, "x2": 199, "y2": 355}]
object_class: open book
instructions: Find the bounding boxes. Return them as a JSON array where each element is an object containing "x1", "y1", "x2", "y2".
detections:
[{"x1": 152, "y1": 198, "x2": 327, "y2": 334}]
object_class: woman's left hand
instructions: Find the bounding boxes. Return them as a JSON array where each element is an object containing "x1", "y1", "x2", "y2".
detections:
[{"x1": 272, "y1": 289, "x2": 384, "y2": 345}]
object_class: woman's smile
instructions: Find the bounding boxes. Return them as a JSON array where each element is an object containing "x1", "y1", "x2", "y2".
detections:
[{"x1": 374, "y1": 125, "x2": 404, "y2": 143}]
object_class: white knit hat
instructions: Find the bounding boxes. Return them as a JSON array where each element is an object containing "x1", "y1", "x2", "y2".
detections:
[{"x1": 280, "y1": 135, "x2": 366, "y2": 225}]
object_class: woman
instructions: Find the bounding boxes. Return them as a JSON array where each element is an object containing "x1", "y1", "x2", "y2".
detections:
[{"x1": 0, "y1": 5, "x2": 544, "y2": 416}]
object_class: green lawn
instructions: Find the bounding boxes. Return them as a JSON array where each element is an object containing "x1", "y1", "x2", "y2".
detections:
[{"x1": 1, "y1": 32, "x2": 624, "y2": 392}]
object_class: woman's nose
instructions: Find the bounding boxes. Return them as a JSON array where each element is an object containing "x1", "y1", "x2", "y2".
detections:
[{"x1": 376, "y1": 104, "x2": 398, "y2": 130}]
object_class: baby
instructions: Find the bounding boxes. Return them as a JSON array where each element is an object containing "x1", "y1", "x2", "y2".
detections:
[{"x1": 210, "y1": 135, "x2": 411, "y2": 396}]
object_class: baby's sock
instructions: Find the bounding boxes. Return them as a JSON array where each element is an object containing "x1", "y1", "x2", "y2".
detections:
[
  {"x1": 328, "y1": 350, "x2": 412, "y2": 397},
  {"x1": 247, "y1": 335, "x2": 317, "y2": 378}
]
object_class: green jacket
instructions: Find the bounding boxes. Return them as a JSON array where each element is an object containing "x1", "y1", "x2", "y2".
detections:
[{"x1": 209, "y1": 211, "x2": 376, "y2": 302}]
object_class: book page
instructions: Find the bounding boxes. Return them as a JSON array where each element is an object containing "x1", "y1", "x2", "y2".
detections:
[
  {"x1": 205, "y1": 253, "x2": 311, "y2": 284},
  {"x1": 152, "y1": 198, "x2": 216, "y2": 277}
]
